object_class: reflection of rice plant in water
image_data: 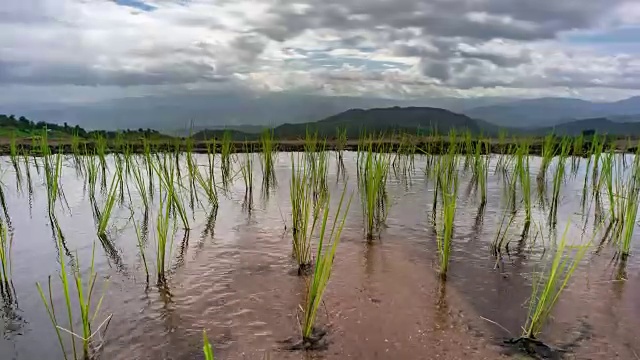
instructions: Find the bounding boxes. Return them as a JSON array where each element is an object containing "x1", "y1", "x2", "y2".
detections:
[
  {"x1": 290, "y1": 154, "x2": 323, "y2": 274},
  {"x1": 36, "y1": 241, "x2": 112, "y2": 360},
  {"x1": 522, "y1": 223, "x2": 590, "y2": 340},
  {"x1": 300, "y1": 186, "x2": 351, "y2": 346},
  {"x1": 358, "y1": 141, "x2": 390, "y2": 241}
]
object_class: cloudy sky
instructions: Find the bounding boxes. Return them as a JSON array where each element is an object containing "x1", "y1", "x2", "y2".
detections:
[{"x1": 3, "y1": 0, "x2": 640, "y2": 107}]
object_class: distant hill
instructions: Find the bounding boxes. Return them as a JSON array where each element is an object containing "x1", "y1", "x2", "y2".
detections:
[
  {"x1": 465, "y1": 96, "x2": 640, "y2": 128},
  {"x1": 530, "y1": 117, "x2": 640, "y2": 136},
  {"x1": 272, "y1": 107, "x2": 485, "y2": 138}
]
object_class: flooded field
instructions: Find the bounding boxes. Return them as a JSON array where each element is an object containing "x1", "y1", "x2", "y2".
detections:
[{"x1": 0, "y1": 147, "x2": 639, "y2": 360}]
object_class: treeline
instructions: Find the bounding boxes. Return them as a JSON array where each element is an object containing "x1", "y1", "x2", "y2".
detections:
[{"x1": 0, "y1": 114, "x2": 163, "y2": 139}]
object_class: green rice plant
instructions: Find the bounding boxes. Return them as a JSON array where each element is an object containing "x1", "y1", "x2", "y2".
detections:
[
  {"x1": 523, "y1": 222, "x2": 591, "y2": 339},
  {"x1": 358, "y1": 141, "x2": 391, "y2": 240},
  {"x1": 538, "y1": 133, "x2": 557, "y2": 183},
  {"x1": 220, "y1": 130, "x2": 234, "y2": 186},
  {"x1": 599, "y1": 150, "x2": 617, "y2": 222},
  {"x1": 152, "y1": 153, "x2": 189, "y2": 229},
  {"x1": 155, "y1": 189, "x2": 176, "y2": 285},
  {"x1": 549, "y1": 139, "x2": 570, "y2": 224},
  {"x1": 336, "y1": 126, "x2": 347, "y2": 162},
  {"x1": 192, "y1": 158, "x2": 219, "y2": 207},
  {"x1": 435, "y1": 154, "x2": 459, "y2": 278},
  {"x1": 290, "y1": 154, "x2": 323, "y2": 273},
  {"x1": 203, "y1": 331, "x2": 215, "y2": 360},
  {"x1": 131, "y1": 209, "x2": 150, "y2": 284},
  {"x1": 612, "y1": 150, "x2": 640, "y2": 256},
  {"x1": 36, "y1": 241, "x2": 112, "y2": 360},
  {"x1": 9, "y1": 133, "x2": 22, "y2": 190},
  {"x1": 130, "y1": 156, "x2": 149, "y2": 209},
  {"x1": 260, "y1": 129, "x2": 277, "y2": 188},
  {"x1": 97, "y1": 171, "x2": 122, "y2": 238},
  {"x1": 301, "y1": 185, "x2": 351, "y2": 342},
  {"x1": 240, "y1": 144, "x2": 254, "y2": 196},
  {"x1": 0, "y1": 219, "x2": 12, "y2": 296},
  {"x1": 515, "y1": 141, "x2": 532, "y2": 225}
]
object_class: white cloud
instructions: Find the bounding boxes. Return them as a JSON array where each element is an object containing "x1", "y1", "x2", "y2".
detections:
[{"x1": 1, "y1": 0, "x2": 640, "y2": 106}]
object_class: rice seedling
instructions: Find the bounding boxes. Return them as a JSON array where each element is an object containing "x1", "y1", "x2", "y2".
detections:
[
  {"x1": 220, "y1": 130, "x2": 234, "y2": 186},
  {"x1": 240, "y1": 144, "x2": 254, "y2": 196},
  {"x1": 358, "y1": 140, "x2": 390, "y2": 240},
  {"x1": 0, "y1": 219, "x2": 12, "y2": 297},
  {"x1": 520, "y1": 222, "x2": 591, "y2": 342},
  {"x1": 36, "y1": 240, "x2": 112, "y2": 360},
  {"x1": 152, "y1": 153, "x2": 189, "y2": 230},
  {"x1": 203, "y1": 331, "x2": 215, "y2": 360},
  {"x1": 129, "y1": 156, "x2": 149, "y2": 209},
  {"x1": 155, "y1": 188, "x2": 176, "y2": 285},
  {"x1": 298, "y1": 185, "x2": 351, "y2": 348},
  {"x1": 131, "y1": 209, "x2": 150, "y2": 284},
  {"x1": 538, "y1": 133, "x2": 557, "y2": 182},
  {"x1": 549, "y1": 139, "x2": 570, "y2": 225},
  {"x1": 434, "y1": 150, "x2": 459, "y2": 278},
  {"x1": 9, "y1": 133, "x2": 22, "y2": 190},
  {"x1": 192, "y1": 157, "x2": 219, "y2": 207},
  {"x1": 336, "y1": 126, "x2": 347, "y2": 164},
  {"x1": 97, "y1": 171, "x2": 122, "y2": 238},
  {"x1": 260, "y1": 129, "x2": 277, "y2": 189},
  {"x1": 612, "y1": 149, "x2": 640, "y2": 256},
  {"x1": 290, "y1": 154, "x2": 323, "y2": 274},
  {"x1": 515, "y1": 141, "x2": 532, "y2": 226}
]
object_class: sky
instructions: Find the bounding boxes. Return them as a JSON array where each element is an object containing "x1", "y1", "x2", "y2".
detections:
[{"x1": 3, "y1": 0, "x2": 640, "y2": 107}]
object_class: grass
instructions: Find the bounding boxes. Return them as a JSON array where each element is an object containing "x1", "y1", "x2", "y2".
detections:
[
  {"x1": 523, "y1": 222, "x2": 590, "y2": 339},
  {"x1": 240, "y1": 144, "x2": 254, "y2": 196},
  {"x1": 301, "y1": 185, "x2": 352, "y2": 341},
  {"x1": 155, "y1": 188, "x2": 175, "y2": 285}
]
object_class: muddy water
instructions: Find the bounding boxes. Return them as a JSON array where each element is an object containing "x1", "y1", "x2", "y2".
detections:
[{"x1": 0, "y1": 152, "x2": 638, "y2": 359}]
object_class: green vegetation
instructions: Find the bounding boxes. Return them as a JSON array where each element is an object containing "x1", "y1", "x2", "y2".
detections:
[
  {"x1": 358, "y1": 140, "x2": 390, "y2": 240},
  {"x1": 301, "y1": 186, "x2": 351, "y2": 342}
]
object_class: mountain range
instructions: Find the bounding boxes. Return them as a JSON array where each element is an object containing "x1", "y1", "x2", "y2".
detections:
[{"x1": 4, "y1": 91, "x2": 640, "y2": 135}]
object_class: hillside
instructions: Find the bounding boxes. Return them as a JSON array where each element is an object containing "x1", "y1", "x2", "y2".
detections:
[
  {"x1": 465, "y1": 96, "x2": 640, "y2": 128},
  {"x1": 272, "y1": 107, "x2": 485, "y2": 138},
  {"x1": 530, "y1": 117, "x2": 640, "y2": 136}
]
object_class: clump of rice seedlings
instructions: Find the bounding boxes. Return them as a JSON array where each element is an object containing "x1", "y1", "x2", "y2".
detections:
[
  {"x1": 515, "y1": 141, "x2": 532, "y2": 227},
  {"x1": 0, "y1": 220, "x2": 13, "y2": 298},
  {"x1": 358, "y1": 141, "x2": 391, "y2": 241},
  {"x1": 290, "y1": 154, "x2": 322, "y2": 274},
  {"x1": 131, "y1": 209, "x2": 150, "y2": 284},
  {"x1": 538, "y1": 133, "x2": 557, "y2": 182},
  {"x1": 218, "y1": 130, "x2": 234, "y2": 186},
  {"x1": 43, "y1": 143, "x2": 64, "y2": 216},
  {"x1": 260, "y1": 129, "x2": 277, "y2": 188},
  {"x1": 471, "y1": 140, "x2": 490, "y2": 207},
  {"x1": 296, "y1": 186, "x2": 351, "y2": 349},
  {"x1": 36, "y1": 241, "x2": 112, "y2": 360},
  {"x1": 129, "y1": 156, "x2": 149, "y2": 209},
  {"x1": 153, "y1": 153, "x2": 189, "y2": 229},
  {"x1": 97, "y1": 171, "x2": 122, "y2": 238},
  {"x1": 203, "y1": 331, "x2": 215, "y2": 360},
  {"x1": 435, "y1": 152, "x2": 459, "y2": 279},
  {"x1": 549, "y1": 139, "x2": 570, "y2": 225},
  {"x1": 516, "y1": 222, "x2": 590, "y2": 347},
  {"x1": 185, "y1": 136, "x2": 200, "y2": 210},
  {"x1": 192, "y1": 156, "x2": 219, "y2": 207},
  {"x1": 612, "y1": 150, "x2": 640, "y2": 257},
  {"x1": 336, "y1": 126, "x2": 347, "y2": 164},
  {"x1": 9, "y1": 133, "x2": 22, "y2": 190},
  {"x1": 599, "y1": 150, "x2": 617, "y2": 223},
  {"x1": 240, "y1": 147, "x2": 254, "y2": 206},
  {"x1": 155, "y1": 189, "x2": 177, "y2": 285}
]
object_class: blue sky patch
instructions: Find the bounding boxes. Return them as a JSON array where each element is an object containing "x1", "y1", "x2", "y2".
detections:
[{"x1": 115, "y1": 0, "x2": 157, "y2": 12}]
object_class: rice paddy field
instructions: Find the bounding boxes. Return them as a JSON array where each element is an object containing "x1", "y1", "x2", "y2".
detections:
[{"x1": 0, "y1": 132, "x2": 639, "y2": 360}]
